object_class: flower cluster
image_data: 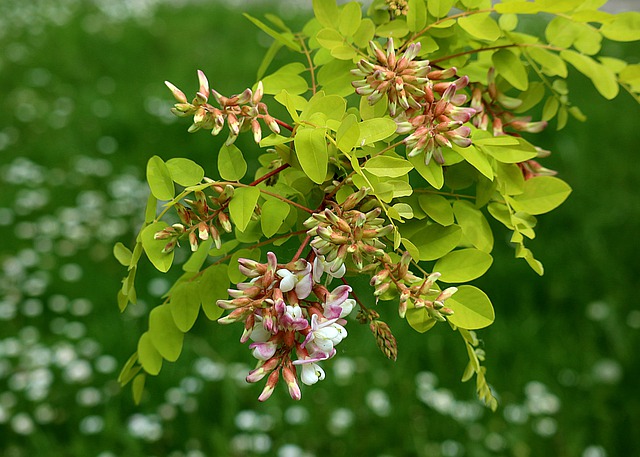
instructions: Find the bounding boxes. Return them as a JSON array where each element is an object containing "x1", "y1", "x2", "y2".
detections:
[
  {"x1": 216, "y1": 252, "x2": 355, "y2": 401},
  {"x1": 352, "y1": 39, "x2": 431, "y2": 117},
  {"x1": 304, "y1": 188, "x2": 394, "y2": 279},
  {"x1": 165, "y1": 70, "x2": 280, "y2": 145},
  {"x1": 386, "y1": 0, "x2": 409, "y2": 17},
  {"x1": 396, "y1": 75, "x2": 476, "y2": 165},
  {"x1": 371, "y1": 253, "x2": 457, "y2": 320},
  {"x1": 154, "y1": 184, "x2": 233, "y2": 252},
  {"x1": 470, "y1": 68, "x2": 548, "y2": 136},
  {"x1": 352, "y1": 39, "x2": 476, "y2": 165}
]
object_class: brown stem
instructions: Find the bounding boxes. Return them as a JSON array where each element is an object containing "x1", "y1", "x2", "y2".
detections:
[
  {"x1": 275, "y1": 118, "x2": 294, "y2": 132},
  {"x1": 297, "y1": 34, "x2": 317, "y2": 95},
  {"x1": 292, "y1": 236, "x2": 311, "y2": 261},
  {"x1": 249, "y1": 163, "x2": 291, "y2": 186}
]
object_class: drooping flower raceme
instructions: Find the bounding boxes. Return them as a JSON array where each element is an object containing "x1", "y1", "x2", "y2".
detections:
[
  {"x1": 165, "y1": 70, "x2": 280, "y2": 145},
  {"x1": 216, "y1": 252, "x2": 355, "y2": 401}
]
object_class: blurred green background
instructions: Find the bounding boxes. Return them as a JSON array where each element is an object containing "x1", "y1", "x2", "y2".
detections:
[{"x1": 1, "y1": 1, "x2": 639, "y2": 456}]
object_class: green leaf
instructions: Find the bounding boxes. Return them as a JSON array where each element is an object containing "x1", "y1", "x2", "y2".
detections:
[
  {"x1": 446, "y1": 285, "x2": 495, "y2": 330},
  {"x1": 313, "y1": 0, "x2": 340, "y2": 29},
  {"x1": 114, "y1": 242, "x2": 132, "y2": 267},
  {"x1": 516, "y1": 243, "x2": 544, "y2": 275},
  {"x1": 364, "y1": 156, "x2": 414, "y2": 178},
  {"x1": 166, "y1": 158, "x2": 204, "y2": 187},
  {"x1": 409, "y1": 154, "x2": 444, "y2": 189},
  {"x1": 358, "y1": 118, "x2": 397, "y2": 145},
  {"x1": 132, "y1": 373, "x2": 146, "y2": 405},
  {"x1": 141, "y1": 222, "x2": 174, "y2": 273},
  {"x1": 526, "y1": 47, "x2": 567, "y2": 77},
  {"x1": 261, "y1": 198, "x2": 290, "y2": 237},
  {"x1": 331, "y1": 45, "x2": 357, "y2": 60},
  {"x1": 137, "y1": 332, "x2": 162, "y2": 376},
  {"x1": 228, "y1": 187, "x2": 261, "y2": 232},
  {"x1": 275, "y1": 89, "x2": 304, "y2": 122},
  {"x1": 339, "y1": 2, "x2": 362, "y2": 37},
  {"x1": 546, "y1": 16, "x2": 577, "y2": 48},
  {"x1": 406, "y1": 305, "x2": 438, "y2": 333},
  {"x1": 117, "y1": 353, "x2": 140, "y2": 385},
  {"x1": 148, "y1": 304, "x2": 184, "y2": 362},
  {"x1": 144, "y1": 192, "x2": 157, "y2": 223},
  {"x1": 407, "y1": 0, "x2": 427, "y2": 32},
  {"x1": 199, "y1": 265, "x2": 229, "y2": 320},
  {"x1": 453, "y1": 200, "x2": 494, "y2": 253},
  {"x1": 458, "y1": 13, "x2": 501, "y2": 41},
  {"x1": 317, "y1": 59, "x2": 356, "y2": 96},
  {"x1": 336, "y1": 114, "x2": 360, "y2": 153},
  {"x1": 183, "y1": 238, "x2": 213, "y2": 273},
  {"x1": 146, "y1": 155, "x2": 174, "y2": 201},
  {"x1": 492, "y1": 49, "x2": 528, "y2": 91},
  {"x1": 434, "y1": 249, "x2": 493, "y2": 283},
  {"x1": 376, "y1": 19, "x2": 410, "y2": 38},
  {"x1": 301, "y1": 93, "x2": 346, "y2": 123},
  {"x1": 477, "y1": 138, "x2": 538, "y2": 163},
  {"x1": 452, "y1": 144, "x2": 493, "y2": 180},
  {"x1": 169, "y1": 280, "x2": 201, "y2": 332},
  {"x1": 428, "y1": 0, "x2": 456, "y2": 18},
  {"x1": 494, "y1": 1, "x2": 541, "y2": 14},
  {"x1": 316, "y1": 28, "x2": 344, "y2": 50},
  {"x1": 560, "y1": 50, "x2": 619, "y2": 99},
  {"x1": 262, "y1": 63, "x2": 309, "y2": 95},
  {"x1": 294, "y1": 127, "x2": 328, "y2": 184},
  {"x1": 243, "y1": 13, "x2": 301, "y2": 51},
  {"x1": 496, "y1": 162, "x2": 525, "y2": 195},
  {"x1": 352, "y1": 18, "x2": 376, "y2": 48},
  {"x1": 509, "y1": 176, "x2": 572, "y2": 215},
  {"x1": 418, "y1": 194, "x2": 454, "y2": 226},
  {"x1": 600, "y1": 12, "x2": 640, "y2": 42},
  {"x1": 257, "y1": 40, "x2": 283, "y2": 80},
  {"x1": 542, "y1": 96, "x2": 560, "y2": 121},
  {"x1": 402, "y1": 237, "x2": 420, "y2": 261},
  {"x1": 218, "y1": 144, "x2": 247, "y2": 181},
  {"x1": 410, "y1": 224, "x2": 462, "y2": 261}
]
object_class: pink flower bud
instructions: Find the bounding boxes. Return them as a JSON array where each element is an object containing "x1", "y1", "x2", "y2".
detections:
[
  {"x1": 258, "y1": 369, "x2": 280, "y2": 402},
  {"x1": 164, "y1": 81, "x2": 188, "y2": 103}
]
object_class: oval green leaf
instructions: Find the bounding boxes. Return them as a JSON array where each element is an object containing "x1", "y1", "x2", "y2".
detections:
[
  {"x1": 141, "y1": 221, "x2": 174, "y2": 273},
  {"x1": 148, "y1": 304, "x2": 184, "y2": 362},
  {"x1": 509, "y1": 176, "x2": 572, "y2": 215},
  {"x1": 166, "y1": 158, "x2": 204, "y2": 187},
  {"x1": 218, "y1": 144, "x2": 247, "y2": 181},
  {"x1": 137, "y1": 332, "x2": 162, "y2": 376},
  {"x1": 229, "y1": 187, "x2": 261, "y2": 232},
  {"x1": 146, "y1": 155, "x2": 174, "y2": 201},
  {"x1": 446, "y1": 285, "x2": 495, "y2": 330},
  {"x1": 364, "y1": 156, "x2": 414, "y2": 178},
  {"x1": 294, "y1": 127, "x2": 328, "y2": 184},
  {"x1": 169, "y1": 280, "x2": 202, "y2": 332},
  {"x1": 434, "y1": 248, "x2": 493, "y2": 283}
]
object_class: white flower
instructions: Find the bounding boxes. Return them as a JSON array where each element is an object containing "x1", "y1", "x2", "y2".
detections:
[
  {"x1": 300, "y1": 362, "x2": 326, "y2": 386},
  {"x1": 277, "y1": 262, "x2": 313, "y2": 299},
  {"x1": 305, "y1": 314, "x2": 347, "y2": 356}
]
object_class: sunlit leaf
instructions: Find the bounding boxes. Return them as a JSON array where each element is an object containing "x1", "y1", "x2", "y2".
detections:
[
  {"x1": 146, "y1": 155, "x2": 174, "y2": 201},
  {"x1": 434, "y1": 249, "x2": 493, "y2": 283},
  {"x1": 228, "y1": 187, "x2": 261, "y2": 232},
  {"x1": 148, "y1": 304, "x2": 184, "y2": 362},
  {"x1": 166, "y1": 158, "x2": 204, "y2": 186},
  {"x1": 141, "y1": 221, "x2": 174, "y2": 273},
  {"x1": 218, "y1": 144, "x2": 247, "y2": 181},
  {"x1": 446, "y1": 285, "x2": 495, "y2": 329}
]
